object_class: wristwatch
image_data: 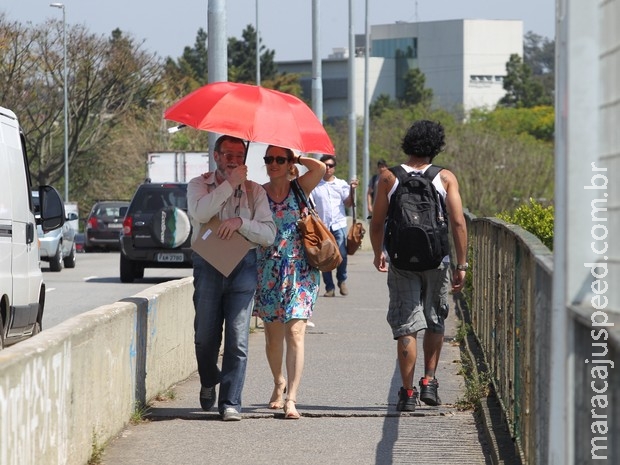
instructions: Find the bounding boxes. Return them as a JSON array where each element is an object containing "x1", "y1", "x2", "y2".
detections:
[{"x1": 456, "y1": 263, "x2": 469, "y2": 271}]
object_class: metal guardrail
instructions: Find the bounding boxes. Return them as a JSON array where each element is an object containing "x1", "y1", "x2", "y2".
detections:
[
  {"x1": 466, "y1": 211, "x2": 619, "y2": 464},
  {"x1": 465, "y1": 212, "x2": 554, "y2": 464}
]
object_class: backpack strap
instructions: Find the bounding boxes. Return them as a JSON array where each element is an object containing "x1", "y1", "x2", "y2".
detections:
[
  {"x1": 423, "y1": 165, "x2": 447, "y2": 221},
  {"x1": 389, "y1": 164, "x2": 447, "y2": 220},
  {"x1": 388, "y1": 165, "x2": 408, "y2": 184},
  {"x1": 423, "y1": 164, "x2": 443, "y2": 182}
]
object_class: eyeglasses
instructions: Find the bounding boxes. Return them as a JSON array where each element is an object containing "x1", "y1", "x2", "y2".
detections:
[
  {"x1": 263, "y1": 156, "x2": 288, "y2": 165},
  {"x1": 325, "y1": 164, "x2": 335, "y2": 168},
  {"x1": 219, "y1": 152, "x2": 245, "y2": 161}
]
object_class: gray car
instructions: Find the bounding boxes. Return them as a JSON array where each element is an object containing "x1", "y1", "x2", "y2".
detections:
[
  {"x1": 84, "y1": 200, "x2": 129, "y2": 252},
  {"x1": 32, "y1": 191, "x2": 77, "y2": 271}
]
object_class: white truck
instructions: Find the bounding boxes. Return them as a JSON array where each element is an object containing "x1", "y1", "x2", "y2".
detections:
[
  {"x1": 0, "y1": 106, "x2": 65, "y2": 349},
  {"x1": 146, "y1": 152, "x2": 209, "y2": 183},
  {"x1": 146, "y1": 147, "x2": 269, "y2": 185}
]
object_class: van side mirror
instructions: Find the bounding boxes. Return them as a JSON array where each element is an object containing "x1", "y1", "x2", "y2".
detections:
[{"x1": 37, "y1": 185, "x2": 65, "y2": 233}]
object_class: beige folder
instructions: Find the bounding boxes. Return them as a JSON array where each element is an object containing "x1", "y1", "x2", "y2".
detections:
[{"x1": 191, "y1": 216, "x2": 253, "y2": 277}]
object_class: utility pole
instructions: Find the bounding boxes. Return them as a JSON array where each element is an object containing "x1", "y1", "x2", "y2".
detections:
[
  {"x1": 347, "y1": 0, "x2": 356, "y2": 183},
  {"x1": 50, "y1": 3, "x2": 69, "y2": 202}
]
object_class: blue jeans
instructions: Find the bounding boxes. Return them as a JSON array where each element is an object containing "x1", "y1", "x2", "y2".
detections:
[
  {"x1": 321, "y1": 226, "x2": 348, "y2": 291},
  {"x1": 192, "y1": 250, "x2": 257, "y2": 413}
]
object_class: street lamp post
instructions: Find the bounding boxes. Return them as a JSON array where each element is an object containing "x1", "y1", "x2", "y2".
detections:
[{"x1": 50, "y1": 2, "x2": 69, "y2": 203}]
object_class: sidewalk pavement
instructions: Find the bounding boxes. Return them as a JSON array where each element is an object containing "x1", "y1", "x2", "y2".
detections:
[{"x1": 101, "y1": 251, "x2": 492, "y2": 465}]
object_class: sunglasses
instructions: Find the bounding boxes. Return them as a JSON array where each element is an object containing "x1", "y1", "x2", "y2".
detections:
[
  {"x1": 325, "y1": 164, "x2": 335, "y2": 168},
  {"x1": 263, "y1": 156, "x2": 288, "y2": 165}
]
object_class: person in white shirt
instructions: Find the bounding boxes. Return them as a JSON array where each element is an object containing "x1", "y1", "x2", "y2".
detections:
[{"x1": 311, "y1": 155, "x2": 359, "y2": 297}]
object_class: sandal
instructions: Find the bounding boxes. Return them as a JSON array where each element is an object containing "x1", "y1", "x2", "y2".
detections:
[
  {"x1": 283, "y1": 399, "x2": 300, "y2": 420},
  {"x1": 268, "y1": 381, "x2": 287, "y2": 409}
]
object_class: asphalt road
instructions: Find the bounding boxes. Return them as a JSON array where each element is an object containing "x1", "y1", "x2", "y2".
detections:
[{"x1": 40, "y1": 251, "x2": 193, "y2": 330}]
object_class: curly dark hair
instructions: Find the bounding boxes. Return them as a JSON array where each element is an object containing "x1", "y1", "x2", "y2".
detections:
[{"x1": 400, "y1": 120, "x2": 446, "y2": 161}]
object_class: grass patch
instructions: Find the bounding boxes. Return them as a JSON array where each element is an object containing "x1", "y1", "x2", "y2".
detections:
[
  {"x1": 455, "y1": 321, "x2": 471, "y2": 344},
  {"x1": 87, "y1": 432, "x2": 104, "y2": 465},
  {"x1": 154, "y1": 388, "x2": 176, "y2": 402},
  {"x1": 455, "y1": 353, "x2": 491, "y2": 410},
  {"x1": 130, "y1": 401, "x2": 151, "y2": 425},
  {"x1": 454, "y1": 321, "x2": 491, "y2": 411}
]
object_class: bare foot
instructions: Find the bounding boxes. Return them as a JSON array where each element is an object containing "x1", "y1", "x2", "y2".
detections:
[
  {"x1": 269, "y1": 380, "x2": 286, "y2": 409},
  {"x1": 284, "y1": 399, "x2": 300, "y2": 419}
]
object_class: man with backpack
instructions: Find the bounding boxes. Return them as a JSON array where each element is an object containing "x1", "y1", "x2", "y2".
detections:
[{"x1": 369, "y1": 120, "x2": 468, "y2": 412}]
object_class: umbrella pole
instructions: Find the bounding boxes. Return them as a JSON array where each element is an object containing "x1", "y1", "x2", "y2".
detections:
[
  {"x1": 235, "y1": 142, "x2": 251, "y2": 210},
  {"x1": 243, "y1": 141, "x2": 250, "y2": 164}
]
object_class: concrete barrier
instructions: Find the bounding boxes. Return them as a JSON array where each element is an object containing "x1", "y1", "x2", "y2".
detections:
[{"x1": 0, "y1": 277, "x2": 196, "y2": 465}]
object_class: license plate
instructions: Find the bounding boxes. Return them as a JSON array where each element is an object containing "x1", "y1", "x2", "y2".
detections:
[
  {"x1": 108, "y1": 223, "x2": 122, "y2": 229},
  {"x1": 157, "y1": 253, "x2": 184, "y2": 262}
]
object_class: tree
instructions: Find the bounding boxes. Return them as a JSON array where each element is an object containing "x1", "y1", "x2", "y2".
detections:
[
  {"x1": 524, "y1": 31, "x2": 555, "y2": 76},
  {"x1": 402, "y1": 68, "x2": 433, "y2": 107},
  {"x1": 182, "y1": 28, "x2": 209, "y2": 83},
  {"x1": 369, "y1": 94, "x2": 396, "y2": 118},
  {"x1": 162, "y1": 28, "x2": 208, "y2": 96},
  {"x1": 523, "y1": 31, "x2": 555, "y2": 104},
  {"x1": 0, "y1": 16, "x2": 163, "y2": 195},
  {"x1": 469, "y1": 106, "x2": 555, "y2": 143},
  {"x1": 498, "y1": 54, "x2": 551, "y2": 108},
  {"x1": 228, "y1": 24, "x2": 277, "y2": 83},
  {"x1": 164, "y1": 25, "x2": 280, "y2": 89}
]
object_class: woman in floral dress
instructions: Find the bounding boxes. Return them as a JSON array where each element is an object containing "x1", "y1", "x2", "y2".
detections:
[{"x1": 254, "y1": 145, "x2": 326, "y2": 419}]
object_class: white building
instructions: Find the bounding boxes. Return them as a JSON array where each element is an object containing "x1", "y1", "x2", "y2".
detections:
[{"x1": 277, "y1": 19, "x2": 523, "y2": 120}]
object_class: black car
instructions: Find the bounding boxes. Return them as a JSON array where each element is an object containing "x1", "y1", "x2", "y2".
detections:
[
  {"x1": 84, "y1": 200, "x2": 130, "y2": 252},
  {"x1": 119, "y1": 182, "x2": 193, "y2": 283}
]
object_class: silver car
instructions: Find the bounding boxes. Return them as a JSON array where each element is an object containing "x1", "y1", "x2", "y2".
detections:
[{"x1": 32, "y1": 191, "x2": 77, "y2": 271}]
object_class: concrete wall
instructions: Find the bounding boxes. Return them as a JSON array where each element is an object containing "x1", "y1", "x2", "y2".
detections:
[{"x1": 0, "y1": 277, "x2": 196, "y2": 465}]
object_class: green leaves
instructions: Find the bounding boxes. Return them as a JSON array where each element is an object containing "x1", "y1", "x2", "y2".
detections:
[{"x1": 497, "y1": 199, "x2": 554, "y2": 250}]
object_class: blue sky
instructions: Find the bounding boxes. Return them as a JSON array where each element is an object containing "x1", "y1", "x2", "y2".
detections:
[{"x1": 4, "y1": 1, "x2": 554, "y2": 61}]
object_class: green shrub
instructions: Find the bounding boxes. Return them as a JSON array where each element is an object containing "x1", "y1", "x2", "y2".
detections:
[{"x1": 497, "y1": 198, "x2": 554, "y2": 250}]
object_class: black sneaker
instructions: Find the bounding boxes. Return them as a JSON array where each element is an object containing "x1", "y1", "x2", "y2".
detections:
[
  {"x1": 397, "y1": 387, "x2": 418, "y2": 412},
  {"x1": 419, "y1": 377, "x2": 441, "y2": 406},
  {"x1": 200, "y1": 386, "x2": 216, "y2": 411}
]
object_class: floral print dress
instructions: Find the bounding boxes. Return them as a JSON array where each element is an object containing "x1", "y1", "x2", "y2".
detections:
[{"x1": 254, "y1": 185, "x2": 320, "y2": 323}]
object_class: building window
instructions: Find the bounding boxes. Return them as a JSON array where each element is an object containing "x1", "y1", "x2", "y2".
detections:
[
  {"x1": 372, "y1": 38, "x2": 417, "y2": 59},
  {"x1": 469, "y1": 75, "x2": 503, "y2": 87}
]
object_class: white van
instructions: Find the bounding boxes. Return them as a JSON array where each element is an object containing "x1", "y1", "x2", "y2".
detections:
[{"x1": 0, "y1": 106, "x2": 65, "y2": 349}]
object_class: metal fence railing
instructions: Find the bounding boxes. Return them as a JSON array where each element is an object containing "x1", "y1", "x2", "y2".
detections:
[{"x1": 465, "y1": 212, "x2": 554, "y2": 464}]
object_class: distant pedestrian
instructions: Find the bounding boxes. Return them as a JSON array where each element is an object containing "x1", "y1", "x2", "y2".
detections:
[
  {"x1": 366, "y1": 159, "x2": 388, "y2": 218},
  {"x1": 369, "y1": 120, "x2": 468, "y2": 411},
  {"x1": 187, "y1": 135, "x2": 276, "y2": 422},
  {"x1": 311, "y1": 155, "x2": 359, "y2": 297}
]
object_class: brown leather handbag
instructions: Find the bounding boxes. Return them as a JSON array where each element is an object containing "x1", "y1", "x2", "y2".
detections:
[
  {"x1": 346, "y1": 186, "x2": 366, "y2": 255},
  {"x1": 291, "y1": 180, "x2": 342, "y2": 272}
]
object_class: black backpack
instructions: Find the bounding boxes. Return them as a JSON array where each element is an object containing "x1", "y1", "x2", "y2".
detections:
[{"x1": 384, "y1": 165, "x2": 450, "y2": 271}]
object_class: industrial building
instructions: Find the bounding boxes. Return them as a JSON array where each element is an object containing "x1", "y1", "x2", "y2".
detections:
[{"x1": 277, "y1": 19, "x2": 523, "y2": 120}]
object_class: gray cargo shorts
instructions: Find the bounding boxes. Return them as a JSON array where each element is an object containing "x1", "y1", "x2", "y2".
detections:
[{"x1": 386, "y1": 262, "x2": 451, "y2": 339}]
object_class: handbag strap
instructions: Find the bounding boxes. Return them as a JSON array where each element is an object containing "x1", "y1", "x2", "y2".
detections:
[
  {"x1": 291, "y1": 179, "x2": 315, "y2": 213},
  {"x1": 350, "y1": 186, "x2": 357, "y2": 224}
]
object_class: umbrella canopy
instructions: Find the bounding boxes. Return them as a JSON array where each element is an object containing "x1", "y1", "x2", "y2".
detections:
[{"x1": 164, "y1": 82, "x2": 335, "y2": 155}]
